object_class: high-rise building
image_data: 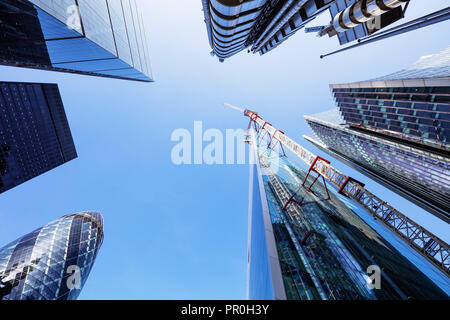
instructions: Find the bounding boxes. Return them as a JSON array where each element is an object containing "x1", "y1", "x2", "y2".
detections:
[
  {"x1": 0, "y1": 212, "x2": 104, "y2": 300},
  {"x1": 0, "y1": 81, "x2": 77, "y2": 194},
  {"x1": 247, "y1": 133, "x2": 449, "y2": 300},
  {"x1": 201, "y1": 0, "x2": 410, "y2": 61},
  {"x1": 304, "y1": 47, "x2": 450, "y2": 223},
  {"x1": 0, "y1": 0, "x2": 153, "y2": 82},
  {"x1": 202, "y1": 0, "x2": 333, "y2": 61}
]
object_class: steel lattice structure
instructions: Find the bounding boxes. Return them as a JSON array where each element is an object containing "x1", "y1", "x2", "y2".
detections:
[{"x1": 244, "y1": 109, "x2": 449, "y2": 276}]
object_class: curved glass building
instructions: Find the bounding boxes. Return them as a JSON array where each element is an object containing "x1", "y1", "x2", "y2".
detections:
[
  {"x1": 201, "y1": 0, "x2": 409, "y2": 61},
  {"x1": 201, "y1": 0, "x2": 334, "y2": 61},
  {"x1": 202, "y1": 0, "x2": 269, "y2": 62},
  {"x1": 0, "y1": 212, "x2": 104, "y2": 300}
]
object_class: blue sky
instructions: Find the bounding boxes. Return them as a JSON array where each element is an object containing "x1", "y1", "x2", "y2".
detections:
[{"x1": 0, "y1": 1, "x2": 449, "y2": 299}]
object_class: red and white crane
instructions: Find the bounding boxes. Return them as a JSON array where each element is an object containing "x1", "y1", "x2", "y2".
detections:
[{"x1": 225, "y1": 103, "x2": 449, "y2": 276}]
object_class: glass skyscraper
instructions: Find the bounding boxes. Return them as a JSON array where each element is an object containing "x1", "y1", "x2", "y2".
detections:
[
  {"x1": 0, "y1": 81, "x2": 77, "y2": 194},
  {"x1": 0, "y1": 0, "x2": 153, "y2": 82},
  {"x1": 0, "y1": 212, "x2": 104, "y2": 300},
  {"x1": 247, "y1": 135, "x2": 449, "y2": 300},
  {"x1": 201, "y1": 0, "x2": 335, "y2": 61},
  {"x1": 201, "y1": 0, "x2": 409, "y2": 61},
  {"x1": 304, "y1": 47, "x2": 450, "y2": 223}
]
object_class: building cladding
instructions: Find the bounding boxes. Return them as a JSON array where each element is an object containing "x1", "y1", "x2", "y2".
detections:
[
  {"x1": 201, "y1": 0, "x2": 409, "y2": 61},
  {"x1": 202, "y1": 0, "x2": 335, "y2": 61},
  {"x1": 247, "y1": 137, "x2": 449, "y2": 300},
  {"x1": 323, "y1": 0, "x2": 408, "y2": 45},
  {"x1": 0, "y1": 81, "x2": 77, "y2": 194},
  {"x1": 304, "y1": 110, "x2": 450, "y2": 223},
  {"x1": 305, "y1": 47, "x2": 450, "y2": 223},
  {"x1": 0, "y1": 212, "x2": 104, "y2": 300},
  {"x1": 334, "y1": 46, "x2": 450, "y2": 149},
  {"x1": 0, "y1": 0, "x2": 153, "y2": 82}
]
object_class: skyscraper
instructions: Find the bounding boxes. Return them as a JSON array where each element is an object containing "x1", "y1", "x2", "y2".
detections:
[
  {"x1": 0, "y1": 212, "x2": 104, "y2": 300},
  {"x1": 0, "y1": 81, "x2": 77, "y2": 194},
  {"x1": 202, "y1": 0, "x2": 333, "y2": 61},
  {"x1": 201, "y1": 0, "x2": 409, "y2": 61},
  {"x1": 0, "y1": 0, "x2": 153, "y2": 82},
  {"x1": 304, "y1": 47, "x2": 450, "y2": 223},
  {"x1": 247, "y1": 132, "x2": 449, "y2": 300}
]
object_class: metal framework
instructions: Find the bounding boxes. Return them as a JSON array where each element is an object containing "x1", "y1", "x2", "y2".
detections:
[
  {"x1": 282, "y1": 156, "x2": 331, "y2": 210},
  {"x1": 320, "y1": 6, "x2": 450, "y2": 59},
  {"x1": 244, "y1": 109, "x2": 450, "y2": 276}
]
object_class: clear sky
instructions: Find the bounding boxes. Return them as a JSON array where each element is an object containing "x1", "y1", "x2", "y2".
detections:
[{"x1": 0, "y1": 1, "x2": 449, "y2": 300}]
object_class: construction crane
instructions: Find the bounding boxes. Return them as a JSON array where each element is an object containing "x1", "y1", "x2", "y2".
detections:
[{"x1": 225, "y1": 103, "x2": 449, "y2": 276}]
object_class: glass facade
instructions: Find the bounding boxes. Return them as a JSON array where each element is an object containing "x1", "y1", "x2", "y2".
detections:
[
  {"x1": 201, "y1": 0, "x2": 334, "y2": 60},
  {"x1": 0, "y1": 212, "x2": 104, "y2": 300},
  {"x1": 305, "y1": 112, "x2": 450, "y2": 223},
  {"x1": 0, "y1": 0, "x2": 153, "y2": 82},
  {"x1": 0, "y1": 81, "x2": 77, "y2": 194},
  {"x1": 202, "y1": 0, "x2": 268, "y2": 61},
  {"x1": 331, "y1": 47, "x2": 450, "y2": 151},
  {"x1": 333, "y1": 47, "x2": 450, "y2": 150},
  {"x1": 248, "y1": 138, "x2": 449, "y2": 299},
  {"x1": 202, "y1": 0, "x2": 404, "y2": 59},
  {"x1": 309, "y1": 47, "x2": 450, "y2": 222},
  {"x1": 247, "y1": 162, "x2": 277, "y2": 300},
  {"x1": 333, "y1": 86, "x2": 449, "y2": 148}
]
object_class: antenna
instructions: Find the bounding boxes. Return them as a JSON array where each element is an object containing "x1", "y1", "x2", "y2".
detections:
[{"x1": 224, "y1": 103, "x2": 244, "y2": 113}]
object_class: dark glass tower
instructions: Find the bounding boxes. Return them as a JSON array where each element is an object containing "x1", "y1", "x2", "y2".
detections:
[
  {"x1": 305, "y1": 47, "x2": 450, "y2": 222},
  {"x1": 0, "y1": 81, "x2": 77, "y2": 194},
  {"x1": 247, "y1": 134, "x2": 449, "y2": 300},
  {"x1": 0, "y1": 212, "x2": 104, "y2": 300},
  {"x1": 0, "y1": 0, "x2": 153, "y2": 82}
]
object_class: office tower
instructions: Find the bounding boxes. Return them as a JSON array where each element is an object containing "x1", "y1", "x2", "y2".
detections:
[
  {"x1": 0, "y1": 81, "x2": 77, "y2": 194},
  {"x1": 201, "y1": 0, "x2": 410, "y2": 61},
  {"x1": 247, "y1": 132, "x2": 448, "y2": 300},
  {"x1": 304, "y1": 47, "x2": 450, "y2": 223},
  {"x1": 202, "y1": 0, "x2": 334, "y2": 61},
  {"x1": 0, "y1": 0, "x2": 153, "y2": 82},
  {"x1": 0, "y1": 212, "x2": 104, "y2": 300}
]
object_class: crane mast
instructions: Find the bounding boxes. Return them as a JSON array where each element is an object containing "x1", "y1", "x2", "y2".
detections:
[{"x1": 238, "y1": 107, "x2": 449, "y2": 276}]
